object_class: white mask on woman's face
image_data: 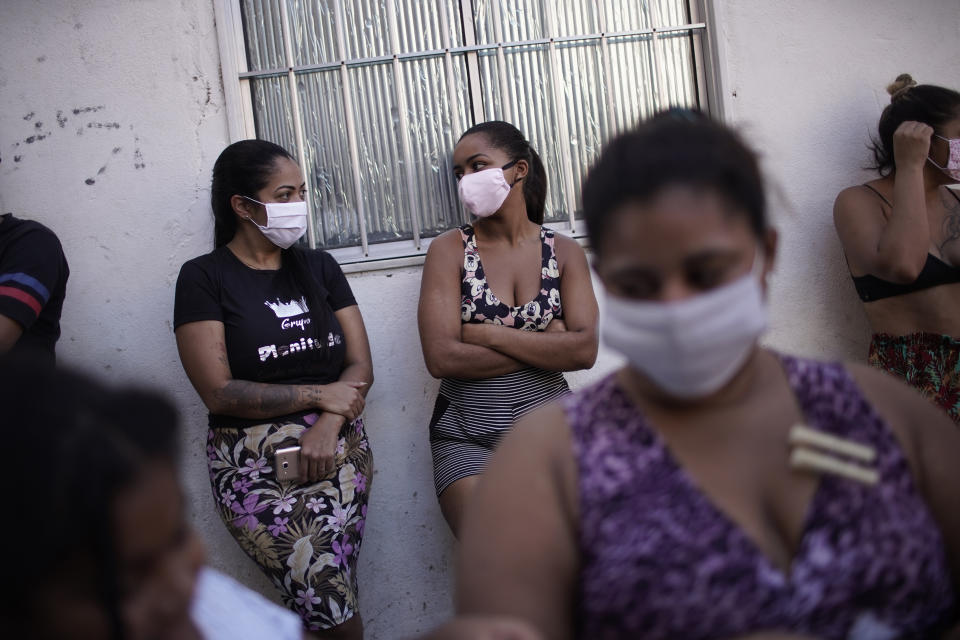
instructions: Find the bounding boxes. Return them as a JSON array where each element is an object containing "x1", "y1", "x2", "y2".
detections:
[
  {"x1": 601, "y1": 249, "x2": 768, "y2": 399},
  {"x1": 928, "y1": 135, "x2": 960, "y2": 182},
  {"x1": 243, "y1": 196, "x2": 307, "y2": 249},
  {"x1": 457, "y1": 160, "x2": 518, "y2": 218}
]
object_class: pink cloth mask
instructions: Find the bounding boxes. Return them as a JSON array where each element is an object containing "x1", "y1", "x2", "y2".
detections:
[
  {"x1": 929, "y1": 135, "x2": 960, "y2": 182},
  {"x1": 458, "y1": 160, "x2": 518, "y2": 218}
]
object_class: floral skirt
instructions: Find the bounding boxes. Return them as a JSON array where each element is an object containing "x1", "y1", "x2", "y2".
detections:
[
  {"x1": 206, "y1": 416, "x2": 372, "y2": 630},
  {"x1": 868, "y1": 332, "x2": 960, "y2": 425}
]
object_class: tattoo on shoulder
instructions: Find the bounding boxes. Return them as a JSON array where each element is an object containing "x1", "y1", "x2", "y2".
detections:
[
  {"x1": 940, "y1": 190, "x2": 960, "y2": 252},
  {"x1": 942, "y1": 215, "x2": 960, "y2": 252}
]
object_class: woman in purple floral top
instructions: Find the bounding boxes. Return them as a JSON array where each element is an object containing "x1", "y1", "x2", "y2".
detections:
[
  {"x1": 453, "y1": 111, "x2": 960, "y2": 639},
  {"x1": 418, "y1": 121, "x2": 599, "y2": 536}
]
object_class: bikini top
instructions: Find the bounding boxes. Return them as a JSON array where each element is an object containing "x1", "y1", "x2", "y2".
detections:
[{"x1": 851, "y1": 184, "x2": 960, "y2": 302}]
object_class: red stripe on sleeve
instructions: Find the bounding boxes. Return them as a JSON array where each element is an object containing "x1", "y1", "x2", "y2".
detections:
[{"x1": 0, "y1": 285, "x2": 42, "y2": 317}]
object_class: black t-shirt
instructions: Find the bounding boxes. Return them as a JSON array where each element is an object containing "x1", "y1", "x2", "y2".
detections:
[
  {"x1": 174, "y1": 246, "x2": 356, "y2": 428},
  {"x1": 0, "y1": 214, "x2": 69, "y2": 368}
]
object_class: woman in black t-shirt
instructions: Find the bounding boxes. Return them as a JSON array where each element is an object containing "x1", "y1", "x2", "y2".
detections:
[{"x1": 174, "y1": 140, "x2": 373, "y2": 639}]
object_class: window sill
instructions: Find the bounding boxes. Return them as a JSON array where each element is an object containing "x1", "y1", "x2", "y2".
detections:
[{"x1": 333, "y1": 220, "x2": 589, "y2": 274}]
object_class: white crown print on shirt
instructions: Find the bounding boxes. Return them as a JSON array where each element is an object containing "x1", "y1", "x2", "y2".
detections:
[{"x1": 264, "y1": 296, "x2": 309, "y2": 318}]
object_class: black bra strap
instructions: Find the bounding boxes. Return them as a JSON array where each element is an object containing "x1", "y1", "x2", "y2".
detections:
[
  {"x1": 862, "y1": 183, "x2": 892, "y2": 207},
  {"x1": 947, "y1": 187, "x2": 960, "y2": 206}
]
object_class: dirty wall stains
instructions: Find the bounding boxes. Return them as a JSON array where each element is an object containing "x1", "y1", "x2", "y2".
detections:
[{"x1": 5, "y1": 104, "x2": 146, "y2": 185}]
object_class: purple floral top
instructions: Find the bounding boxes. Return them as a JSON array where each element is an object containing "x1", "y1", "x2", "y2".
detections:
[
  {"x1": 459, "y1": 224, "x2": 562, "y2": 331},
  {"x1": 564, "y1": 354, "x2": 956, "y2": 639}
]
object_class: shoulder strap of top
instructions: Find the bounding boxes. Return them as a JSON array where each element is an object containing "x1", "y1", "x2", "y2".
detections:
[
  {"x1": 458, "y1": 224, "x2": 474, "y2": 249},
  {"x1": 541, "y1": 227, "x2": 556, "y2": 266},
  {"x1": 947, "y1": 187, "x2": 960, "y2": 206},
  {"x1": 862, "y1": 183, "x2": 892, "y2": 208}
]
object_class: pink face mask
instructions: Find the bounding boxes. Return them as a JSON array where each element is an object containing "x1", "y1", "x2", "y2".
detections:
[
  {"x1": 458, "y1": 160, "x2": 518, "y2": 218},
  {"x1": 929, "y1": 135, "x2": 960, "y2": 182}
]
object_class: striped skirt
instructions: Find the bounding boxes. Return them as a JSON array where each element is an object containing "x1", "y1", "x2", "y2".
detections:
[{"x1": 429, "y1": 367, "x2": 570, "y2": 495}]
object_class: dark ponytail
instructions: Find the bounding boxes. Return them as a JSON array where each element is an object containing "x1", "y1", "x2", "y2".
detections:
[
  {"x1": 284, "y1": 246, "x2": 331, "y2": 344},
  {"x1": 460, "y1": 121, "x2": 547, "y2": 224},
  {"x1": 210, "y1": 139, "x2": 329, "y2": 344},
  {"x1": 211, "y1": 139, "x2": 294, "y2": 248}
]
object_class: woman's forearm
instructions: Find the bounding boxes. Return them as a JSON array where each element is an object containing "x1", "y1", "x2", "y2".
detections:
[
  {"x1": 337, "y1": 361, "x2": 374, "y2": 397},
  {"x1": 425, "y1": 340, "x2": 528, "y2": 379},
  {"x1": 476, "y1": 325, "x2": 597, "y2": 372},
  {"x1": 208, "y1": 380, "x2": 321, "y2": 419},
  {"x1": 877, "y1": 167, "x2": 931, "y2": 277}
]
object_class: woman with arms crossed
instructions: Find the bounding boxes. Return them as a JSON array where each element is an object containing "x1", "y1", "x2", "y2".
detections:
[
  {"x1": 834, "y1": 74, "x2": 960, "y2": 424},
  {"x1": 418, "y1": 121, "x2": 598, "y2": 536},
  {"x1": 175, "y1": 140, "x2": 373, "y2": 639},
  {"x1": 455, "y1": 111, "x2": 959, "y2": 639}
]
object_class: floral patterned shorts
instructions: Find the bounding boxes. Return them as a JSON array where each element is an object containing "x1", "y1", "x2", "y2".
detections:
[
  {"x1": 868, "y1": 332, "x2": 960, "y2": 425},
  {"x1": 206, "y1": 417, "x2": 373, "y2": 630}
]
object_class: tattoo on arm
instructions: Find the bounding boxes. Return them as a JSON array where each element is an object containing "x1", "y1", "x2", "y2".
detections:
[{"x1": 211, "y1": 381, "x2": 320, "y2": 418}]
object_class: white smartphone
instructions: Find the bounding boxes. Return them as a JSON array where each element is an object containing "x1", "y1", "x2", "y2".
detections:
[{"x1": 274, "y1": 445, "x2": 302, "y2": 482}]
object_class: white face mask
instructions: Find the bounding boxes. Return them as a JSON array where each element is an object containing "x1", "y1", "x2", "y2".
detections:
[
  {"x1": 243, "y1": 197, "x2": 308, "y2": 249},
  {"x1": 457, "y1": 160, "x2": 518, "y2": 218},
  {"x1": 928, "y1": 135, "x2": 960, "y2": 182},
  {"x1": 601, "y1": 250, "x2": 768, "y2": 399}
]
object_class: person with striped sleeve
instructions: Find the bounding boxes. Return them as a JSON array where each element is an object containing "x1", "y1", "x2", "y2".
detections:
[{"x1": 0, "y1": 212, "x2": 69, "y2": 367}]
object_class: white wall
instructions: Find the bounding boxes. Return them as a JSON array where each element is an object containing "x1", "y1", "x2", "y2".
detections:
[
  {"x1": 1, "y1": 1, "x2": 957, "y2": 638},
  {"x1": 712, "y1": 0, "x2": 960, "y2": 360}
]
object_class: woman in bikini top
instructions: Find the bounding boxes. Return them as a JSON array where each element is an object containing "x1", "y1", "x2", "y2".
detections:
[{"x1": 833, "y1": 73, "x2": 960, "y2": 423}]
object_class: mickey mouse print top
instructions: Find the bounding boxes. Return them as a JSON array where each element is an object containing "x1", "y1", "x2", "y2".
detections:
[
  {"x1": 174, "y1": 246, "x2": 356, "y2": 428},
  {"x1": 459, "y1": 224, "x2": 562, "y2": 331}
]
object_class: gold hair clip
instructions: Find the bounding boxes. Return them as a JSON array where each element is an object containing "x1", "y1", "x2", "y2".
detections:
[{"x1": 788, "y1": 424, "x2": 878, "y2": 486}]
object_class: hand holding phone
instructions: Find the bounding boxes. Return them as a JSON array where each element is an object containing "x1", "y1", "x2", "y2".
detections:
[{"x1": 274, "y1": 445, "x2": 302, "y2": 482}]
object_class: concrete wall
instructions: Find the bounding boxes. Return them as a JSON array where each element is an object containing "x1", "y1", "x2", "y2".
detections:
[{"x1": 1, "y1": 1, "x2": 957, "y2": 638}]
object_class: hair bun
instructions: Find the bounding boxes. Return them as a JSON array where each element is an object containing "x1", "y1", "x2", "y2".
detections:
[{"x1": 886, "y1": 73, "x2": 917, "y2": 101}]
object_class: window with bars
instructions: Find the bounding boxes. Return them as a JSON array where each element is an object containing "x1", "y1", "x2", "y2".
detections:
[{"x1": 214, "y1": 0, "x2": 716, "y2": 267}]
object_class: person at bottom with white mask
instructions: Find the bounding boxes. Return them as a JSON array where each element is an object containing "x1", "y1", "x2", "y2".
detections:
[
  {"x1": 0, "y1": 355, "x2": 309, "y2": 640},
  {"x1": 451, "y1": 110, "x2": 960, "y2": 640}
]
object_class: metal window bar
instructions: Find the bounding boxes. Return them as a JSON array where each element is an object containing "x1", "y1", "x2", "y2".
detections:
[
  {"x1": 596, "y1": 6, "x2": 617, "y2": 144},
  {"x1": 237, "y1": 23, "x2": 707, "y2": 79},
  {"x1": 459, "y1": 0, "x2": 486, "y2": 125},
  {"x1": 240, "y1": 1, "x2": 705, "y2": 258},
  {"x1": 489, "y1": 2, "x2": 514, "y2": 123},
  {"x1": 333, "y1": 0, "x2": 370, "y2": 256},
  {"x1": 648, "y1": 1, "x2": 669, "y2": 111},
  {"x1": 278, "y1": 0, "x2": 316, "y2": 248},
  {"x1": 385, "y1": 0, "x2": 422, "y2": 250},
  {"x1": 542, "y1": 0, "x2": 579, "y2": 231},
  {"x1": 440, "y1": 2, "x2": 465, "y2": 143}
]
